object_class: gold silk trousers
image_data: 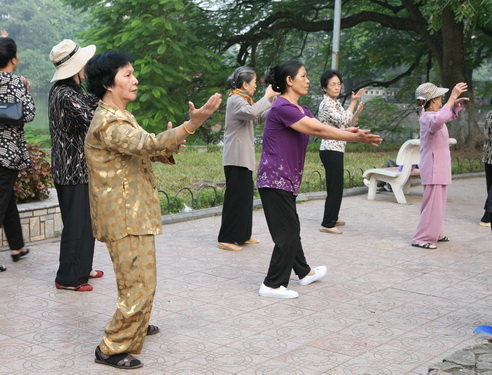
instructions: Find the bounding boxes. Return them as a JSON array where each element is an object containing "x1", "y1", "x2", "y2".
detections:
[{"x1": 99, "y1": 234, "x2": 156, "y2": 355}]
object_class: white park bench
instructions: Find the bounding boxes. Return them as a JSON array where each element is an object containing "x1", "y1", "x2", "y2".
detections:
[{"x1": 362, "y1": 138, "x2": 457, "y2": 204}]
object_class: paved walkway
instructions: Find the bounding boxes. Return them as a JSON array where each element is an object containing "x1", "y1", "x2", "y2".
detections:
[{"x1": 0, "y1": 176, "x2": 490, "y2": 375}]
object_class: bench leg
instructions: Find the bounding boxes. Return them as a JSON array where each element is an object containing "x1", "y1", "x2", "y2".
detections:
[
  {"x1": 367, "y1": 177, "x2": 377, "y2": 200},
  {"x1": 393, "y1": 187, "x2": 408, "y2": 204}
]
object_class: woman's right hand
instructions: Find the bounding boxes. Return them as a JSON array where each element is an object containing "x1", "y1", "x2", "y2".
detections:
[{"x1": 351, "y1": 88, "x2": 365, "y2": 102}]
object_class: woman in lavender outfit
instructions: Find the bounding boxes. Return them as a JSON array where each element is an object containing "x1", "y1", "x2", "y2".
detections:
[{"x1": 411, "y1": 82, "x2": 468, "y2": 249}]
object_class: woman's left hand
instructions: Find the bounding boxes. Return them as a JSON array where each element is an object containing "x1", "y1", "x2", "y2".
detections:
[
  {"x1": 188, "y1": 93, "x2": 222, "y2": 131},
  {"x1": 355, "y1": 129, "x2": 383, "y2": 146},
  {"x1": 355, "y1": 101, "x2": 364, "y2": 116},
  {"x1": 455, "y1": 97, "x2": 469, "y2": 107}
]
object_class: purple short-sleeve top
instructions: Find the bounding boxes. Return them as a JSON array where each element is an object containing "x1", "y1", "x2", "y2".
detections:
[{"x1": 256, "y1": 97, "x2": 313, "y2": 195}]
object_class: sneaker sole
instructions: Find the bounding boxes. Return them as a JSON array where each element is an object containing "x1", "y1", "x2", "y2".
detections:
[{"x1": 258, "y1": 292, "x2": 298, "y2": 299}]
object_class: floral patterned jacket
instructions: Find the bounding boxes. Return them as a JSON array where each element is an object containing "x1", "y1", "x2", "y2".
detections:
[
  {"x1": 318, "y1": 96, "x2": 353, "y2": 153},
  {"x1": 0, "y1": 72, "x2": 35, "y2": 170}
]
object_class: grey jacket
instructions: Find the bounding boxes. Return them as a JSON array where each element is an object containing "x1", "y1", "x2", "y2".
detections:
[{"x1": 222, "y1": 94, "x2": 272, "y2": 171}]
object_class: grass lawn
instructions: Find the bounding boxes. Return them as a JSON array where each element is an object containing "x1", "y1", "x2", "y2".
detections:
[{"x1": 153, "y1": 142, "x2": 483, "y2": 209}]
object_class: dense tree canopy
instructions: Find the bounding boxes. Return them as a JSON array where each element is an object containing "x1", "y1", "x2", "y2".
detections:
[
  {"x1": 200, "y1": 0, "x2": 492, "y2": 148},
  {"x1": 10, "y1": 0, "x2": 488, "y2": 148},
  {"x1": 62, "y1": 0, "x2": 228, "y2": 142},
  {"x1": 0, "y1": 0, "x2": 88, "y2": 92}
]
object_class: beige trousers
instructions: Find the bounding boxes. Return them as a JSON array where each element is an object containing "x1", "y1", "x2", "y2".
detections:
[{"x1": 99, "y1": 234, "x2": 156, "y2": 355}]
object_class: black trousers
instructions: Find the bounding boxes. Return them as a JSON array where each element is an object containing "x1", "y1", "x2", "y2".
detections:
[
  {"x1": 481, "y1": 163, "x2": 492, "y2": 223},
  {"x1": 55, "y1": 183, "x2": 95, "y2": 286},
  {"x1": 319, "y1": 150, "x2": 344, "y2": 228},
  {"x1": 259, "y1": 188, "x2": 311, "y2": 288},
  {"x1": 218, "y1": 166, "x2": 253, "y2": 243},
  {"x1": 0, "y1": 166, "x2": 24, "y2": 250}
]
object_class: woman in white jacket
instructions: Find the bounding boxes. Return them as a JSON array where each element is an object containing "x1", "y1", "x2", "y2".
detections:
[{"x1": 218, "y1": 67, "x2": 278, "y2": 251}]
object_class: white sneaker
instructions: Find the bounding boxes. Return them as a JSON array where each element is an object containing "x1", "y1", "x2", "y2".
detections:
[
  {"x1": 258, "y1": 283, "x2": 299, "y2": 299},
  {"x1": 299, "y1": 266, "x2": 327, "y2": 286}
]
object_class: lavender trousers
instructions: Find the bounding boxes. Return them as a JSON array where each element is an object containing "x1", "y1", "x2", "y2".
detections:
[{"x1": 412, "y1": 184, "x2": 448, "y2": 245}]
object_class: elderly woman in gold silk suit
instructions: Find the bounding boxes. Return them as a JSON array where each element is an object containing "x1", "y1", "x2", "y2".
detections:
[{"x1": 84, "y1": 52, "x2": 221, "y2": 370}]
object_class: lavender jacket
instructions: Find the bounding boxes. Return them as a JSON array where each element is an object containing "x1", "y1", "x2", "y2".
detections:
[{"x1": 419, "y1": 104, "x2": 464, "y2": 185}]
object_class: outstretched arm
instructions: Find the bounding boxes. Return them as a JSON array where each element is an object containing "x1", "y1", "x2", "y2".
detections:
[{"x1": 290, "y1": 116, "x2": 382, "y2": 146}]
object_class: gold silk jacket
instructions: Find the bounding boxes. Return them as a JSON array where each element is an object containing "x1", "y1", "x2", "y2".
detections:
[{"x1": 85, "y1": 101, "x2": 179, "y2": 242}]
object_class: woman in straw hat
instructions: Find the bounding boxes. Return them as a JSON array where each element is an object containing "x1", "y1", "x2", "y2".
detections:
[
  {"x1": 0, "y1": 35, "x2": 35, "y2": 272},
  {"x1": 411, "y1": 81, "x2": 468, "y2": 249},
  {"x1": 48, "y1": 39, "x2": 103, "y2": 291}
]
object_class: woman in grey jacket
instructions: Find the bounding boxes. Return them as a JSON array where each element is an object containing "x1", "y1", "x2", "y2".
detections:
[{"x1": 218, "y1": 67, "x2": 278, "y2": 251}]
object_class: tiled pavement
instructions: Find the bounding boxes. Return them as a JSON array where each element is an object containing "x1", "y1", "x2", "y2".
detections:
[{"x1": 0, "y1": 175, "x2": 490, "y2": 375}]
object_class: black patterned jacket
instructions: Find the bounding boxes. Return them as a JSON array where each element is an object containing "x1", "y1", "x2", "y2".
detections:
[
  {"x1": 48, "y1": 82, "x2": 98, "y2": 185},
  {"x1": 0, "y1": 72, "x2": 36, "y2": 170}
]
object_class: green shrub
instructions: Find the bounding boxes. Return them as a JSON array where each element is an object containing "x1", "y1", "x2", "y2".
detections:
[{"x1": 14, "y1": 143, "x2": 53, "y2": 203}]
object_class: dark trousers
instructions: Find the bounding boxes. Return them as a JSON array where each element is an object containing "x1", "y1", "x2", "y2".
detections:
[
  {"x1": 0, "y1": 166, "x2": 24, "y2": 250},
  {"x1": 481, "y1": 163, "x2": 492, "y2": 223},
  {"x1": 320, "y1": 150, "x2": 344, "y2": 228},
  {"x1": 259, "y1": 188, "x2": 311, "y2": 288},
  {"x1": 55, "y1": 183, "x2": 95, "y2": 286},
  {"x1": 218, "y1": 166, "x2": 253, "y2": 243}
]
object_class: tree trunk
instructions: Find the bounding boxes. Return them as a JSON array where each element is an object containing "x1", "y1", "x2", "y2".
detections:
[{"x1": 440, "y1": 6, "x2": 482, "y2": 150}]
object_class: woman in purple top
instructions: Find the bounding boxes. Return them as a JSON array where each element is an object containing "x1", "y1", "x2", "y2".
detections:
[
  {"x1": 257, "y1": 60, "x2": 382, "y2": 299},
  {"x1": 411, "y1": 82, "x2": 468, "y2": 249}
]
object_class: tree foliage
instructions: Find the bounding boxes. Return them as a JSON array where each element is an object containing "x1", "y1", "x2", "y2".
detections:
[
  {"x1": 61, "y1": 0, "x2": 229, "y2": 141},
  {"x1": 200, "y1": 0, "x2": 492, "y2": 149},
  {"x1": 0, "y1": 0, "x2": 89, "y2": 92}
]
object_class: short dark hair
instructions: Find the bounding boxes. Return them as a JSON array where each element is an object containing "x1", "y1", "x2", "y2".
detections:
[
  {"x1": 320, "y1": 69, "x2": 343, "y2": 90},
  {"x1": 265, "y1": 60, "x2": 304, "y2": 94},
  {"x1": 226, "y1": 66, "x2": 256, "y2": 90},
  {"x1": 0, "y1": 37, "x2": 17, "y2": 69},
  {"x1": 85, "y1": 51, "x2": 134, "y2": 99}
]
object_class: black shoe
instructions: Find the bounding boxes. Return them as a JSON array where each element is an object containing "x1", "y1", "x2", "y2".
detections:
[
  {"x1": 146, "y1": 325, "x2": 160, "y2": 336},
  {"x1": 11, "y1": 248, "x2": 29, "y2": 262},
  {"x1": 95, "y1": 346, "x2": 143, "y2": 369}
]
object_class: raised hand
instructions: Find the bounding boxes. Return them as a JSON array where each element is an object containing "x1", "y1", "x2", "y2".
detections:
[
  {"x1": 351, "y1": 88, "x2": 365, "y2": 102},
  {"x1": 355, "y1": 101, "x2": 364, "y2": 116},
  {"x1": 353, "y1": 101, "x2": 364, "y2": 125},
  {"x1": 450, "y1": 82, "x2": 467, "y2": 99},
  {"x1": 447, "y1": 82, "x2": 468, "y2": 109},
  {"x1": 265, "y1": 84, "x2": 280, "y2": 100},
  {"x1": 188, "y1": 93, "x2": 222, "y2": 131},
  {"x1": 20, "y1": 76, "x2": 31, "y2": 92}
]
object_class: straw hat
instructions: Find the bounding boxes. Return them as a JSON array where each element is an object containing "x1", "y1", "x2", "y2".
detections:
[
  {"x1": 49, "y1": 39, "x2": 96, "y2": 82},
  {"x1": 415, "y1": 82, "x2": 448, "y2": 103}
]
